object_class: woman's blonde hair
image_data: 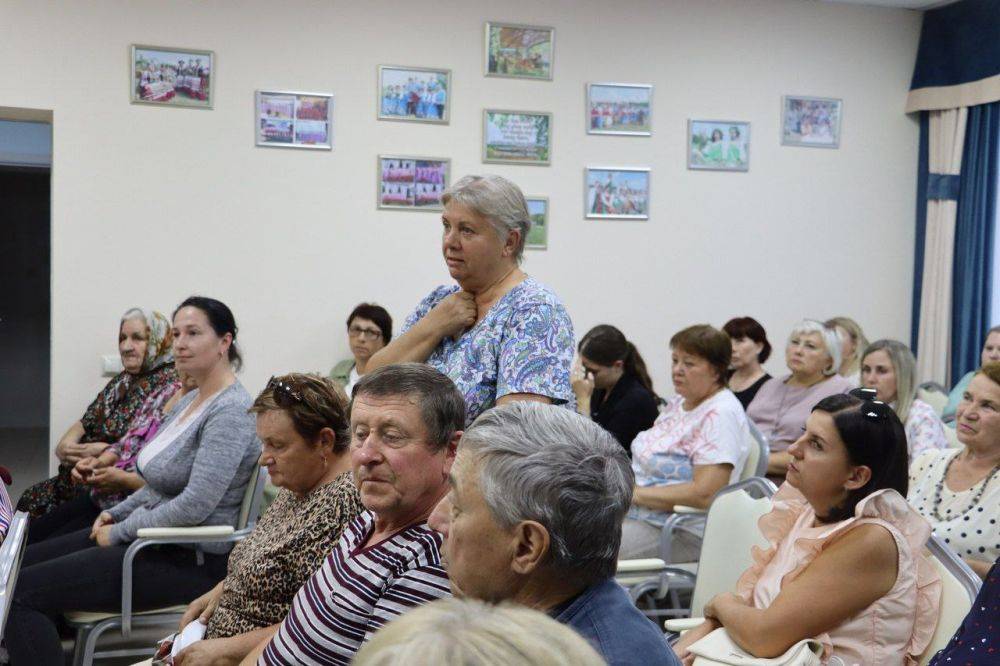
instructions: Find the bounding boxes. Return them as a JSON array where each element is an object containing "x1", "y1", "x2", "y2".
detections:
[
  {"x1": 825, "y1": 316, "x2": 869, "y2": 377},
  {"x1": 862, "y1": 339, "x2": 916, "y2": 421},
  {"x1": 354, "y1": 598, "x2": 606, "y2": 666}
]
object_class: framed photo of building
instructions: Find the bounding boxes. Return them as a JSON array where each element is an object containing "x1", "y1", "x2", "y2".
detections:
[
  {"x1": 377, "y1": 155, "x2": 450, "y2": 211},
  {"x1": 483, "y1": 110, "x2": 551, "y2": 165},
  {"x1": 587, "y1": 83, "x2": 652, "y2": 136},
  {"x1": 377, "y1": 65, "x2": 451, "y2": 124},
  {"x1": 585, "y1": 167, "x2": 650, "y2": 220},
  {"x1": 130, "y1": 44, "x2": 214, "y2": 108},
  {"x1": 525, "y1": 197, "x2": 548, "y2": 250},
  {"x1": 255, "y1": 91, "x2": 333, "y2": 149},
  {"x1": 781, "y1": 95, "x2": 842, "y2": 148},
  {"x1": 687, "y1": 120, "x2": 750, "y2": 171},
  {"x1": 484, "y1": 22, "x2": 554, "y2": 80}
]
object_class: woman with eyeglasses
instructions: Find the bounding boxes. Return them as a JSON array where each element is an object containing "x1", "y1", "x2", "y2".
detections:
[
  {"x1": 6, "y1": 296, "x2": 261, "y2": 665},
  {"x1": 673, "y1": 393, "x2": 940, "y2": 665},
  {"x1": 330, "y1": 303, "x2": 393, "y2": 396}
]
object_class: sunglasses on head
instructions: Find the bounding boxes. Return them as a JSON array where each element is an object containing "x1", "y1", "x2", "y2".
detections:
[
  {"x1": 266, "y1": 376, "x2": 303, "y2": 406},
  {"x1": 848, "y1": 387, "x2": 893, "y2": 421}
]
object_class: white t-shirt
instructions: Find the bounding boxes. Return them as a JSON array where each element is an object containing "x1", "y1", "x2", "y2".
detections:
[{"x1": 343, "y1": 366, "x2": 361, "y2": 396}]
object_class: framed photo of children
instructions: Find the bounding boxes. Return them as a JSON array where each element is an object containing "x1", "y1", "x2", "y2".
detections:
[
  {"x1": 587, "y1": 83, "x2": 652, "y2": 136},
  {"x1": 483, "y1": 110, "x2": 551, "y2": 166},
  {"x1": 377, "y1": 66, "x2": 451, "y2": 124},
  {"x1": 781, "y1": 96, "x2": 842, "y2": 148},
  {"x1": 585, "y1": 167, "x2": 650, "y2": 220},
  {"x1": 525, "y1": 197, "x2": 549, "y2": 250},
  {"x1": 130, "y1": 44, "x2": 214, "y2": 108},
  {"x1": 687, "y1": 120, "x2": 750, "y2": 172},
  {"x1": 255, "y1": 91, "x2": 333, "y2": 150},
  {"x1": 377, "y1": 155, "x2": 450, "y2": 211},
  {"x1": 484, "y1": 22, "x2": 554, "y2": 80}
]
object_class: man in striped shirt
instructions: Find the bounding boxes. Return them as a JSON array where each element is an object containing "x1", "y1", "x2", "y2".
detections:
[
  {"x1": 0, "y1": 466, "x2": 13, "y2": 544},
  {"x1": 247, "y1": 364, "x2": 462, "y2": 665}
]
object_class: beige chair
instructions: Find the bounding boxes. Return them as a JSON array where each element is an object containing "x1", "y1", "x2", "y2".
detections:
[
  {"x1": 65, "y1": 466, "x2": 267, "y2": 666},
  {"x1": 943, "y1": 424, "x2": 962, "y2": 449},
  {"x1": 0, "y1": 511, "x2": 29, "y2": 642},
  {"x1": 918, "y1": 537, "x2": 981, "y2": 665},
  {"x1": 917, "y1": 382, "x2": 949, "y2": 418}
]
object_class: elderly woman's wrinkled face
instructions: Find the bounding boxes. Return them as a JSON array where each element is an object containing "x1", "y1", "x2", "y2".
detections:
[
  {"x1": 441, "y1": 201, "x2": 510, "y2": 289},
  {"x1": 730, "y1": 336, "x2": 763, "y2": 372},
  {"x1": 428, "y1": 451, "x2": 518, "y2": 601},
  {"x1": 786, "y1": 331, "x2": 832, "y2": 378},
  {"x1": 350, "y1": 392, "x2": 454, "y2": 523},
  {"x1": 861, "y1": 349, "x2": 897, "y2": 404},
  {"x1": 172, "y1": 306, "x2": 231, "y2": 379},
  {"x1": 671, "y1": 348, "x2": 721, "y2": 404},
  {"x1": 119, "y1": 317, "x2": 149, "y2": 375},
  {"x1": 981, "y1": 331, "x2": 1000, "y2": 365},
  {"x1": 257, "y1": 409, "x2": 329, "y2": 495},
  {"x1": 786, "y1": 411, "x2": 859, "y2": 511},
  {"x1": 955, "y1": 373, "x2": 1000, "y2": 451}
]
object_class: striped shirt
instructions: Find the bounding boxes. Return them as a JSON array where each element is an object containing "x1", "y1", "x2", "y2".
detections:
[
  {"x1": 261, "y1": 510, "x2": 450, "y2": 665},
  {"x1": 0, "y1": 480, "x2": 12, "y2": 543}
]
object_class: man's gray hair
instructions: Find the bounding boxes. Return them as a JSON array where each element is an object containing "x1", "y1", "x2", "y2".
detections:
[
  {"x1": 459, "y1": 401, "x2": 634, "y2": 585},
  {"x1": 441, "y1": 174, "x2": 531, "y2": 263}
]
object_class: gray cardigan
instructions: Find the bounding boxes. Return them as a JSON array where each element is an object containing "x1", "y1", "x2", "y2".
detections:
[{"x1": 108, "y1": 382, "x2": 260, "y2": 553}]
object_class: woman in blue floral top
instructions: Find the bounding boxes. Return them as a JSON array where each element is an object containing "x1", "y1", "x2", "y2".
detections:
[{"x1": 366, "y1": 174, "x2": 574, "y2": 424}]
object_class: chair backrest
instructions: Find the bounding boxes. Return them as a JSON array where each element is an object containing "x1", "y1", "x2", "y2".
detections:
[
  {"x1": 918, "y1": 536, "x2": 982, "y2": 665},
  {"x1": 743, "y1": 420, "x2": 770, "y2": 480},
  {"x1": 942, "y1": 424, "x2": 962, "y2": 449},
  {"x1": 237, "y1": 466, "x2": 267, "y2": 530},
  {"x1": 917, "y1": 386, "x2": 949, "y2": 418},
  {"x1": 0, "y1": 512, "x2": 29, "y2": 641},
  {"x1": 690, "y1": 478, "x2": 775, "y2": 614}
]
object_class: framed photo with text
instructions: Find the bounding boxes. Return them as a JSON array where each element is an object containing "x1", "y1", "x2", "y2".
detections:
[{"x1": 483, "y1": 109, "x2": 551, "y2": 165}]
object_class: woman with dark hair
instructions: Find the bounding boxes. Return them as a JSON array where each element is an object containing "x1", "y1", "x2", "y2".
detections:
[
  {"x1": 674, "y1": 393, "x2": 940, "y2": 664},
  {"x1": 571, "y1": 325, "x2": 659, "y2": 453},
  {"x1": 723, "y1": 317, "x2": 772, "y2": 409},
  {"x1": 330, "y1": 303, "x2": 393, "y2": 395},
  {"x1": 6, "y1": 296, "x2": 260, "y2": 665}
]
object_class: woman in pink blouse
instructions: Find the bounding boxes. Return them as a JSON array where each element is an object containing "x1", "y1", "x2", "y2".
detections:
[{"x1": 674, "y1": 393, "x2": 940, "y2": 665}]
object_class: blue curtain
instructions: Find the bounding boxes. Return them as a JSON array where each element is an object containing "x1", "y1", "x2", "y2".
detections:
[
  {"x1": 911, "y1": 112, "x2": 929, "y2": 353},
  {"x1": 951, "y1": 101, "x2": 999, "y2": 380},
  {"x1": 910, "y1": 0, "x2": 1000, "y2": 94}
]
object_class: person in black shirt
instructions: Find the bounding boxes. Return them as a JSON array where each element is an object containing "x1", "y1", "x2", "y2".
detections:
[
  {"x1": 723, "y1": 316, "x2": 772, "y2": 409},
  {"x1": 571, "y1": 325, "x2": 659, "y2": 454}
]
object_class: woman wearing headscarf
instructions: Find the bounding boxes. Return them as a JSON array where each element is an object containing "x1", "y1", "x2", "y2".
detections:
[{"x1": 16, "y1": 309, "x2": 179, "y2": 521}]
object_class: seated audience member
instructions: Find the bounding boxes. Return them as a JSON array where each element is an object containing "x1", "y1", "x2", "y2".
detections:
[
  {"x1": 622, "y1": 325, "x2": 750, "y2": 561},
  {"x1": 329, "y1": 303, "x2": 393, "y2": 395},
  {"x1": 164, "y1": 373, "x2": 364, "y2": 665},
  {"x1": 571, "y1": 324, "x2": 659, "y2": 454},
  {"x1": 943, "y1": 326, "x2": 1000, "y2": 421},
  {"x1": 747, "y1": 320, "x2": 853, "y2": 478},
  {"x1": 723, "y1": 316, "x2": 773, "y2": 409},
  {"x1": 861, "y1": 339, "x2": 948, "y2": 461},
  {"x1": 825, "y1": 316, "x2": 869, "y2": 386},
  {"x1": 354, "y1": 598, "x2": 606, "y2": 666},
  {"x1": 909, "y1": 362, "x2": 1000, "y2": 580},
  {"x1": 244, "y1": 363, "x2": 460, "y2": 665},
  {"x1": 674, "y1": 394, "x2": 941, "y2": 664},
  {"x1": 927, "y1": 557, "x2": 999, "y2": 665},
  {"x1": 0, "y1": 466, "x2": 12, "y2": 544},
  {"x1": 364, "y1": 174, "x2": 574, "y2": 424},
  {"x1": 6, "y1": 296, "x2": 260, "y2": 665},
  {"x1": 428, "y1": 401, "x2": 679, "y2": 666},
  {"x1": 17, "y1": 308, "x2": 179, "y2": 518}
]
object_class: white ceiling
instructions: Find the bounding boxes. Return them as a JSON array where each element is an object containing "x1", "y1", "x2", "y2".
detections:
[{"x1": 822, "y1": 0, "x2": 956, "y2": 8}]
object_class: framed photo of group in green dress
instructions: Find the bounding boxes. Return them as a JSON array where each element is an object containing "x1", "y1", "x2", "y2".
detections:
[
  {"x1": 687, "y1": 120, "x2": 750, "y2": 172},
  {"x1": 484, "y1": 22, "x2": 554, "y2": 80}
]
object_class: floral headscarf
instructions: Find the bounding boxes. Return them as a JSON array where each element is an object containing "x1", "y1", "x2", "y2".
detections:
[{"x1": 120, "y1": 308, "x2": 174, "y2": 372}]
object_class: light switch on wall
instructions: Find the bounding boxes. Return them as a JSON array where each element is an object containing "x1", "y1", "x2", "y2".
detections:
[{"x1": 102, "y1": 354, "x2": 123, "y2": 376}]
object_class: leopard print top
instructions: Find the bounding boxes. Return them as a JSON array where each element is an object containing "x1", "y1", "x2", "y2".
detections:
[{"x1": 205, "y1": 471, "x2": 363, "y2": 639}]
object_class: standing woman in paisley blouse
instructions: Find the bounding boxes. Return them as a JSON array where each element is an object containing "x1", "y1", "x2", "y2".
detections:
[{"x1": 365, "y1": 174, "x2": 574, "y2": 424}]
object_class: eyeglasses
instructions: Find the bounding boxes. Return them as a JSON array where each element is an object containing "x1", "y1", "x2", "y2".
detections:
[
  {"x1": 348, "y1": 326, "x2": 383, "y2": 340},
  {"x1": 267, "y1": 376, "x2": 303, "y2": 406},
  {"x1": 848, "y1": 387, "x2": 893, "y2": 421}
]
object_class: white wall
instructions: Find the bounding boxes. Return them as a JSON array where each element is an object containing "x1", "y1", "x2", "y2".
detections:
[{"x1": 0, "y1": 0, "x2": 922, "y2": 466}]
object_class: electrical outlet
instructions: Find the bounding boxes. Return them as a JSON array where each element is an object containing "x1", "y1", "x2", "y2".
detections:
[{"x1": 102, "y1": 354, "x2": 123, "y2": 376}]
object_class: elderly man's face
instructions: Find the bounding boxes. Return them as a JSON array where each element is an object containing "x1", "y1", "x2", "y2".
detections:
[
  {"x1": 350, "y1": 393, "x2": 455, "y2": 527},
  {"x1": 428, "y1": 451, "x2": 520, "y2": 601}
]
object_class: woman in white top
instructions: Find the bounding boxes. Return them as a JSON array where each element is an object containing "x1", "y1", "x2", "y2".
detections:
[
  {"x1": 908, "y1": 362, "x2": 1000, "y2": 579},
  {"x1": 861, "y1": 339, "x2": 948, "y2": 461}
]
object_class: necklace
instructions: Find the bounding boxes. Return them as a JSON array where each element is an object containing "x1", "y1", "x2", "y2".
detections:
[{"x1": 931, "y1": 452, "x2": 1000, "y2": 523}]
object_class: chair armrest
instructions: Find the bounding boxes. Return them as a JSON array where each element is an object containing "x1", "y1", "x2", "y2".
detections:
[
  {"x1": 136, "y1": 525, "x2": 234, "y2": 539},
  {"x1": 665, "y1": 617, "x2": 704, "y2": 632},
  {"x1": 616, "y1": 558, "x2": 667, "y2": 574},
  {"x1": 673, "y1": 505, "x2": 704, "y2": 515}
]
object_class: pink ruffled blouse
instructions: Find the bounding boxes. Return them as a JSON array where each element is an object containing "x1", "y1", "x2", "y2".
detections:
[{"x1": 736, "y1": 484, "x2": 941, "y2": 665}]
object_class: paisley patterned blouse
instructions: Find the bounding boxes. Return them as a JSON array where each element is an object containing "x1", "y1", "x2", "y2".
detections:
[{"x1": 402, "y1": 276, "x2": 575, "y2": 424}]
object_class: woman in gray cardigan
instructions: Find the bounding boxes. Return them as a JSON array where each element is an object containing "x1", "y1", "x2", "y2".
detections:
[{"x1": 7, "y1": 297, "x2": 260, "y2": 666}]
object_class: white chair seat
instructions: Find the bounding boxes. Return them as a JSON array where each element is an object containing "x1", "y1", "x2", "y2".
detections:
[{"x1": 65, "y1": 605, "x2": 187, "y2": 624}]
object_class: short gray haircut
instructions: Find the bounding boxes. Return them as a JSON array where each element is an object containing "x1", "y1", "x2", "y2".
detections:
[
  {"x1": 459, "y1": 401, "x2": 634, "y2": 585},
  {"x1": 441, "y1": 174, "x2": 531, "y2": 263},
  {"x1": 353, "y1": 363, "x2": 466, "y2": 450},
  {"x1": 788, "y1": 319, "x2": 842, "y2": 376}
]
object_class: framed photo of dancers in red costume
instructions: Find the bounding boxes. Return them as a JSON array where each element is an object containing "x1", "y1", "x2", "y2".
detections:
[
  {"x1": 377, "y1": 155, "x2": 451, "y2": 211},
  {"x1": 130, "y1": 44, "x2": 214, "y2": 109},
  {"x1": 256, "y1": 90, "x2": 333, "y2": 150}
]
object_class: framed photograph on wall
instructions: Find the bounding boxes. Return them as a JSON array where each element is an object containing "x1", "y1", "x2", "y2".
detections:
[
  {"x1": 377, "y1": 65, "x2": 451, "y2": 124},
  {"x1": 255, "y1": 91, "x2": 333, "y2": 149},
  {"x1": 525, "y1": 197, "x2": 548, "y2": 250},
  {"x1": 781, "y1": 95, "x2": 842, "y2": 148},
  {"x1": 377, "y1": 155, "x2": 450, "y2": 211},
  {"x1": 130, "y1": 44, "x2": 214, "y2": 108},
  {"x1": 587, "y1": 83, "x2": 652, "y2": 136},
  {"x1": 483, "y1": 109, "x2": 551, "y2": 165},
  {"x1": 484, "y1": 22, "x2": 554, "y2": 80},
  {"x1": 687, "y1": 120, "x2": 750, "y2": 171},
  {"x1": 585, "y1": 167, "x2": 650, "y2": 220}
]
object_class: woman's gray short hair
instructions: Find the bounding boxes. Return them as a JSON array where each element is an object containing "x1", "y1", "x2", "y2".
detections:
[
  {"x1": 441, "y1": 174, "x2": 531, "y2": 263},
  {"x1": 458, "y1": 401, "x2": 634, "y2": 586},
  {"x1": 788, "y1": 319, "x2": 842, "y2": 376}
]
